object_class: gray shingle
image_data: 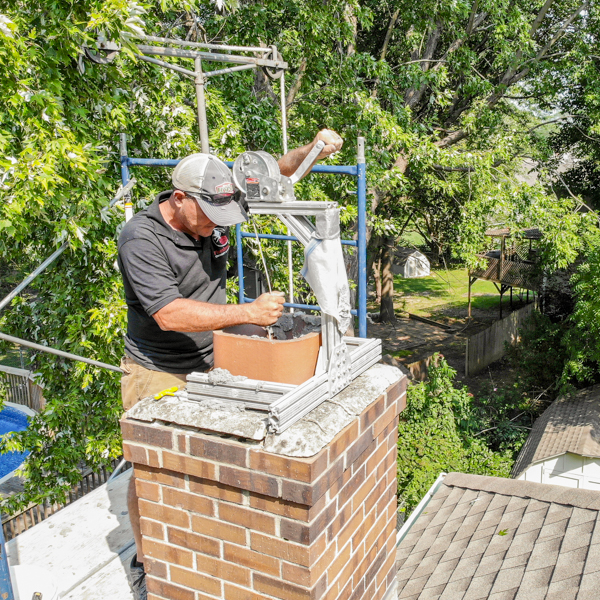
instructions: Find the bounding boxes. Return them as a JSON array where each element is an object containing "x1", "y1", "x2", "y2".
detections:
[
  {"x1": 470, "y1": 524, "x2": 498, "y2": 542},
  {"x1": 424, "y1": 533, "x2": 456, "y2": 559},
  {"x1": 582, "y1": 541, "x2": 600, "y2": 574},
  {"x1": 424, "y1": 557, "x2": 460, "y2": 589},
  {"x1": 546, "y1": 574, "x2": 583, "y2": 597},
  {"x1": 500, "y1": 551, "x2": 531, "y2": 571},
  {"x1": 482, "y1": 529, "x2": 516, "y2": 558},
  {"x1": 418, "y1": 583, "x2": 446, "y2": 600},
  {"x1": 577, "y1": 568, "x2": 600, "y2": 599},
  {"x1": 411, "y1": 552, "x2": 446, "y2": 580},
  {"x1": 489, "y1": 565, "x2": 525, "y2": 593},
  {"x1": 473, "y1": 554, "x2": 502, "y2": 578},
  {"x1": 412, "y1": 524, "x2": 445, "y2": 554},
  {"x1": 546, "y1": 590, "x2": 578, "y2": 600},
  {"x1": 503, "y1": 496, "x2": 530, "y2": 516},
  {"x1": 462, "y1": 572, "x2": 496, "y2": 600},
  {"x1": 510, "y1": 503, "x2": 547, "y2": 535},
  {"x1": 488, "y1": 589, "x2": 519, "y2": 600},
  {"x1": 465, "y1": 493, "x2": 494, "y2": 518},
  {"x1": 448, "y1": 554, "x2": 480, "y2": 583},
  {"x1": 400, "y1": 548, "x2": 428, "y2": 568},
  {"x1": 461, "y1": 534, "x2": 493, "y2": 559},
  {"x1": 544, "y1": 502, "x2": 573, "y2": 525},
  {"x1": 398, "y1": 573, "x2": 429, "y2": 598},
  {"x1": 524, "y1": 535, "x2": 562, "y2": 570},
  {"x1": 569, "y1": 507, "x2": 597, "y2": 527},
  {"x1": 504, "y1": 529, "x2": 539, "y2": 558},
  {"x1": 515, "y1": 565, "x2": 554, "y2": 599},
  {"x1": 397, "y1": 563, "x2": 418, "y2": 584},
  {"x1": 437, "y1": 575, "x2": 471, "y2": 599},
  {"x1": 561, "y1": 519, "x2": 595, "y2": 553},
  {"x1": 587, "y1": 518, "x2": 600, "y2": 545},
  {"x1": 486, "y1": 493, "x2": 511, "y2": 513},
  {"x1": 550, "y1": 545, "x2": 588, "y2": 583},
  {"x1": 536, "y1": 514, "x2": 569, "y2": 540},
  {"x1": 439, "y1": 535, "x2": 471, "y2": 563}
]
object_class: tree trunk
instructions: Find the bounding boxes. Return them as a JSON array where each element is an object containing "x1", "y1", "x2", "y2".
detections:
[
  {"x1": 373, "y1": 258, "x2": 382, "y2": 305},
  {"x1": 379, "y1": 236, "x2": 396, "y2": 323}
]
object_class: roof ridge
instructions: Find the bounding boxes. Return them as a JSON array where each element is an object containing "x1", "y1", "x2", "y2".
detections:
[{"x1": 443, "y1": 472, "x2": 600, "y2": 511}]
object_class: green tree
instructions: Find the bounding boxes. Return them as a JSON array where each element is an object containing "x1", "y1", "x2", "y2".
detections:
[{"x1": 397, "y1": 356, "x2": 515, "y2": 513}]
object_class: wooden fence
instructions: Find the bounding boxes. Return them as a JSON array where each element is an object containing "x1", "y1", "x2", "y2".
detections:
[
  {"x1": 0, "y1": 364, "x2": 45, "y2": 413},
  {"x1": 1, "y1": 459, "x2": 131, "y2": 541},
  {"x1": 465, "y1": 303, "x2": 537, "y2": 377}
]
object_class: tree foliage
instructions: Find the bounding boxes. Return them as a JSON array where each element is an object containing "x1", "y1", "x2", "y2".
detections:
[{"x1": 397, "y1": 356, "x2": 519, "y2": 514}]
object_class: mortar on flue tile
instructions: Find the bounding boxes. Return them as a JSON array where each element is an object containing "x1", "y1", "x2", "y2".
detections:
[{"x1": 213, "y1": 312, "x2": 322, "y2": 385}]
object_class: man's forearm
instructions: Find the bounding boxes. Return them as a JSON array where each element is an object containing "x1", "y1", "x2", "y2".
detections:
[
  {"x1": 278, "y1": 142, "x2": 315, "y2": 177},
  {"x1": 153, "y1": 298, "x2": 251, "y2": 332},
  {"x1": 153, "y1": 292, "x2": 285, "y2": 332}
]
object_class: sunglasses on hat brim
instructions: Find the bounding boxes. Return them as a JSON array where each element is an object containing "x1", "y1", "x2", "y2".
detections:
[{"x1": 184, "y1": 190, "x2": 242, "y2": 206}]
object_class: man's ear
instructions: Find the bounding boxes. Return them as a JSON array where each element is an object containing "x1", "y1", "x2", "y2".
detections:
[{"x1": 171, "y1": 189, "x2": 186, "y2": 206}]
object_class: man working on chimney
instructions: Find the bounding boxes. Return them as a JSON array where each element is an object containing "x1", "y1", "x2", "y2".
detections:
[{"x1": 117, "y1": 129, "x2": 343, "y2": 600}]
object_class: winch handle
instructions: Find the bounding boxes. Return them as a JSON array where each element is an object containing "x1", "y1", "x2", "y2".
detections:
[{"x1": 288, "y1": 140, "x2": 326, "y2": 185}]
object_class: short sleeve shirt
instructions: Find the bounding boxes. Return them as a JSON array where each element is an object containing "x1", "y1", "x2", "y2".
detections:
[{"x1": 117, "y1": 191, "x2": 230, "y2": 373}]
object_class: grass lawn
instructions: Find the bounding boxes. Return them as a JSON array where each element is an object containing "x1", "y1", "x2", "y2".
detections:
[{"x1": 388, "y1": 266, "x2": 510, "y2": 320}]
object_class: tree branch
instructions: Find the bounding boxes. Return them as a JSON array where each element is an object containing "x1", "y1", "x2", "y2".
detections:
[
  {"x1": 372, "y1": 8, "x2": 401, "y2": 98},
  {"x1": 286, "y1": 57, "x2": 307, "y2": 107},
  {"x1": 435, "y1": 0, "x2": 587, "y2": 148},
  {"x1": 404, "y1": 21, "x2": 443, "y2": 108}
]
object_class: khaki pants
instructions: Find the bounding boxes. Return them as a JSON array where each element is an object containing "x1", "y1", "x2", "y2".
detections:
[{"x1": 120, "y1": 356, "x2": 188, "y2": 411}]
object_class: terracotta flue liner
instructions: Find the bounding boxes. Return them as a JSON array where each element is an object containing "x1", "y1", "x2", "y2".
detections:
[{"x1": 213, "y1": 324, "x2": 321, "y2": 385}]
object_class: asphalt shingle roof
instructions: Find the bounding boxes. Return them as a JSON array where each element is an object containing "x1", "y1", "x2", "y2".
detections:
[
  {"x1": 511, "y1": 385, "x2": 600, "y2": 479},
  {"x1": 396, "y1": 472, "x2": 600, "y2": 600}
]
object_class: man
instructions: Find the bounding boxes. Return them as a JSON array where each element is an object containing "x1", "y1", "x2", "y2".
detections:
[{"x1": 118, "y1": 129, "x2": 343, "y2": 600}]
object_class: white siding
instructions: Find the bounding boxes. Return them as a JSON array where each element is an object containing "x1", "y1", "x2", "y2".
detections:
[{"x1": 518, "y1": 452, "x2": 600, "y2": 490}]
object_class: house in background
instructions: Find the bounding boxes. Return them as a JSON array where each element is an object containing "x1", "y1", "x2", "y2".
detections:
[
  {"x1": 511, "y1": 385, "x2": 600, "y2": 490},
  {"x1": 393, "y1": 248, "x2": 431, "y2": 278}
]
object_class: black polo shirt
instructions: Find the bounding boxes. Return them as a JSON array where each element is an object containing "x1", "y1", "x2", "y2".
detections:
[{"x1": 117, "y1": 191, "x2": 230, "y2": 373}]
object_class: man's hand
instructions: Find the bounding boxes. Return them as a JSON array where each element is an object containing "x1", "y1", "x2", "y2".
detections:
[
  {"x1": 314, "y1": 129, "x2": 343, "y2": 159},
  {"x1": 246, "y1": 291, "x2": 285, "y2": 326}
]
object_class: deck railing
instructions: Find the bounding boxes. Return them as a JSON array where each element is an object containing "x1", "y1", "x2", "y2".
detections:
[
  {"x1": 0, "y1": 365, "x2": 45, "y2": 413},
  {"x1": 471, "y1": 254, "x2": 540, "y2": 291}
]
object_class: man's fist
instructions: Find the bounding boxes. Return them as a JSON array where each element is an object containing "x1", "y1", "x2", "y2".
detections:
[
  {"x1": 246, "y1": 291, "x2": 285, "y2": 326},
  {"x1": 314, "y1": 129, "x2": 343, "y2": 159}
]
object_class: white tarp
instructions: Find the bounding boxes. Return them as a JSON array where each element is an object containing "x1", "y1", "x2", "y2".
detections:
[{"x1": 300, "y1": 208, "x2": 351, "y2": 334}]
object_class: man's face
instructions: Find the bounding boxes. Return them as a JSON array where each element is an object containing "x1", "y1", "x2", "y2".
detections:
[{"x1": 175, "y1": 193, "x2": 217, "y2": 238}]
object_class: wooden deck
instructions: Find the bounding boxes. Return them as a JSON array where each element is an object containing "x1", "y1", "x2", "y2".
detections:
[{"x1": 6, "y1": 469, "x2": 135, "y2": 599}]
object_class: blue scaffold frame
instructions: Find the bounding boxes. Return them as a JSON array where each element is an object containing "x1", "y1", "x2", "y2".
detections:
[{"x1": 120, "y1": 147, "x2": 368, "y2": 338}]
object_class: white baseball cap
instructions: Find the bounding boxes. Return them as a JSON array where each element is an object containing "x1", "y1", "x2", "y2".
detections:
[{"x1": 172, "y1": 153, "x2": 248, "y2": 226}]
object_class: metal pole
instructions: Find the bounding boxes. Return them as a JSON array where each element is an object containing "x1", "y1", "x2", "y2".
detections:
[
  {"x1": 141, "y1": 35, "x2": 270, "y2": 54},
  {"x1": 0, "y1": 332, "x2": 122, "y2": 372},
  {"x1": 357, "y1": 137, "x2": 367, "y2": 338},
  {"x1": 120, "y1": 133, "x2": 134, "y2": 221},
  {"x1": 194, "y1": 57, "x2": 210, "y2": 153},
  {"x1": 119, "y1": 134, "x2": 130, "y2": 187},
  {"x1": 0, "y1": 243, "x2": 67, "y2": 313},
  {"x1": 236, "y1": 224, "x2": 245, "y2": 304},
  {"x1": 0, "y1": 523, "x2": 14, "y2": 600},
  {"x1": 280, "y1": 71, "x2": 294, "y2": 311}
]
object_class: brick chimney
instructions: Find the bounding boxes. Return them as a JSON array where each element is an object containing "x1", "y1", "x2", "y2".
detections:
[{"x1": 121, "y1": 364, "x2": 407, "y2": 600}]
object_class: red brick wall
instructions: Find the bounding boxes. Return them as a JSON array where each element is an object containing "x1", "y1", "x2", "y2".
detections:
[{"x1": 121, "y1": 377, "x2": 407, "y2": 600}]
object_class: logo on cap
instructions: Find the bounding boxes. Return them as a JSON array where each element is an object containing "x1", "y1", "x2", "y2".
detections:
[{"x1": 215, "y1": 182, "x2": 234, "y2": 195}]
